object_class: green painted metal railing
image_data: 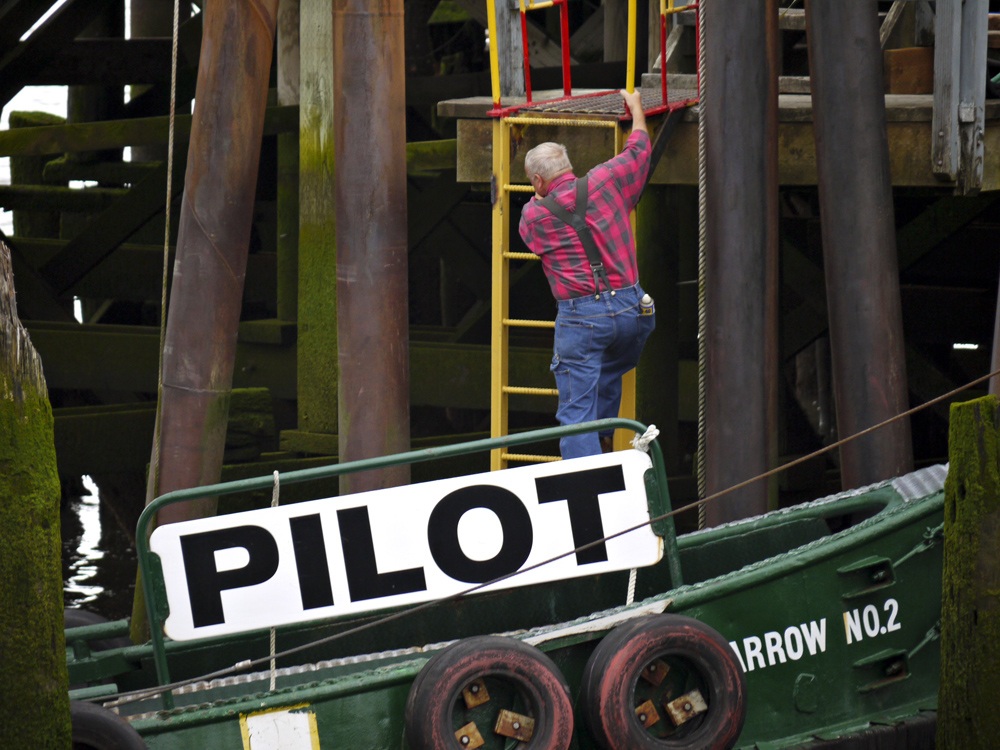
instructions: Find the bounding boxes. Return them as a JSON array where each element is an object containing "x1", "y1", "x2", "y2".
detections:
[{"x1": 135, "y1": 418, "x2": 681, "y2": 706}]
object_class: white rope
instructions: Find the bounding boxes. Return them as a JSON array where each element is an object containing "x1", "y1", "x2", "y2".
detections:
[
  {"x1": 630, "y1": 424, "x2": 660, "y2": 453},
  {"x1": 626, "y1": 424, "x2": 658, "y2": 604},
  {"x1": 149, "y1": 0, "x2": 182, "y2": 502},
  {"x1": 269, "y1": 470, "x2": 280, "y2": 691},
  {"x1": 695, "y1": 0, "x2": 708, "y2": 530}
]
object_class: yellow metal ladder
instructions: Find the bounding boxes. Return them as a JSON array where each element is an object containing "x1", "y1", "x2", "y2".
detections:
[
  {"x1": 489, "y1": 115, "x2": 638, "y2": 470},
  {"x1": 485, "y1": 0, "x2": 646, "y2": 471},
  {"x1": 484, "y1": 0, "x2": 699, "y2": 470}
]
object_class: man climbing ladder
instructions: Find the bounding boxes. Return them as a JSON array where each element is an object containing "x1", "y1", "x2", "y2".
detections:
[{"x1": 519, "y1": 89, "x2": 656, "y2": 459}]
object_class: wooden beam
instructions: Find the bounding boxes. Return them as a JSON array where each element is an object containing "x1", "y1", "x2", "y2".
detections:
[
  {"x1": 120, "y1": 10, "x2": 202, "y2": 119},
  {"x1": 406, "y1": 139, "x2": 457, "y2": 172},
  {"x1": 3, "y1": 236, "x2": 73, "y2": 322},
  {"x1": 605, "y1": 0, "x2": 628, "y2": 61},
  {"x1": 30, "y1": 39, "x2": 181, "y2": 86},
  {"x1": 780, "y1": 239, "x2": 828, "y2": 358},
  {"x1": 408, "y1": 173, "x2": 469, "y2": 249},
  {"x1": 0, "y1": 0, "x2": 117, "y2": 108},
  {"x1": 896, "y1": 193, "x2": 997, "y2": 270},
  {"x1": 0, "y1": 105, "x2": 298, "y2": 158},
  {"x1": 0, "y1": 0, "x2": 57, "y2": 56},
  {"x1": 914, "y1": 1, "x2": 934, "y2": 46},
  {"x1": 880, "y1": 1, "x2": 910, "y2": 51},
  {"x1": 53, "y1": 403, "x2": 157, "y2": 476},
  {"x1": 413, "y1": 220, "x2": 492, "y2": 301},
  {"x1": 14, "y1": 238, "x2": 277, "y2": 306},
  {"x1": 39, "y1": 155, "x2": 186, "y2": 296},
  {"x1": 450, "y1": 0, "x2": 574, "y2": 67},
  {"x1": 569, "y1": 4, "x2": 603, "y2": 62},
  {"x1": 24, "y1": 320, "x2": 554, "y2": 411},
  {"x1": 0, "y1": 185, "x2": 126, "y2": 213}
]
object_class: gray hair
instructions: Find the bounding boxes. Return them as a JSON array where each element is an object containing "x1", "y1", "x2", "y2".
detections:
[{"x1": 524, "y1": 142, "x2": 572, "y2": 181}]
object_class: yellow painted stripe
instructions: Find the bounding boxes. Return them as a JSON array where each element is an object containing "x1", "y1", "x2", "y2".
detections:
[{"x1": 486, "y1": 0, "x2": 502, "y2": 105}]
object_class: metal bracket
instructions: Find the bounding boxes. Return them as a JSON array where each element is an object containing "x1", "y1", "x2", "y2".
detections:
[
  {"x1": 894, "y1": 523, "x2": 944, "y2": 568},
  {"x1": 853, "y1": 648, "x2": 910, "y2": 693},
  {"x1": 837, "y1": 556, "x2": 896, "y2": 600}
]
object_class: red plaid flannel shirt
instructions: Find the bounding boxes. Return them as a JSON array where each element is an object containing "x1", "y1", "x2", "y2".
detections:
[{"x1": 519, "y1": 130, "x2": 651, "y2": 300}]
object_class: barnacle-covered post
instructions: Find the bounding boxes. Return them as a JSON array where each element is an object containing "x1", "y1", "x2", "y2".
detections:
[{"x1": 0, "y1": 239, "x2": 70, "y2": 748}]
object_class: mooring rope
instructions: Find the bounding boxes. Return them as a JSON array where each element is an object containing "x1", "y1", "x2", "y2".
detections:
[
  {"x1": 269, "y1": 470, "x2": 280, "y2": 692},
  {"x1": 149, "y1": 0, "x2": 182, "y2": 509},
  {"x1": 695, "y1": 0, "x2": 708, "y2": 529}
]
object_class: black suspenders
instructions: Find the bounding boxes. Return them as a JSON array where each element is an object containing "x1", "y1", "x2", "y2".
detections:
[{"x1": 539, "y1": 176, "x2": 615, "y2": 300}]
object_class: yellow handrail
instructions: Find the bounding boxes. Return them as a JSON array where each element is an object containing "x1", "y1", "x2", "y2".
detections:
[
  {"x1": 663, "y1": 2, "x2": 695, "y2": 16},
  {"x1": 504, "y1": 116, "x2": 620, "y2": 128},
  {"x1": 486, "y1": 0, "x2": 502, "y2": 106},
  {"x1": 626, "y1": 0, "x2": 636, "y2": 93}
]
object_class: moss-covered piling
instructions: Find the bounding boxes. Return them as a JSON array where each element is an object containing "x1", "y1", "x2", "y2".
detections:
[
  {"x1": 0, "y1": 239, "x2": 70, "y2": 748},
  {"x1": 937, "y1": 396, "x2": 1000, "y2": 747}
]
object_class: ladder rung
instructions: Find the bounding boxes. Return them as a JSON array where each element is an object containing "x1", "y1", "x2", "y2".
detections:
[
  {"x1": 502, "y1": 452, "x2": 562, "y2": 463},
  {"x1": 503, "y1": 386, "x2": 559, "y2": 396},
  {"x1": 505, "y1": 116, "x2": 620, "y2": 129},
  {"x1": 504, "y1": 318, "x2": 555, "y2": 329},
  {"x1": 505, "y1": 184, "x2": 535, "y2": 193},
  {"x1": 503, "y1": 251, "x2": 539, "y2": 261}
]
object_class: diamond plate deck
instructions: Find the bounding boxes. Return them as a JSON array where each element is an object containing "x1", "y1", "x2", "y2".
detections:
[{"x1": 520, "y1": 88, "x2": 697, "y2": 118}]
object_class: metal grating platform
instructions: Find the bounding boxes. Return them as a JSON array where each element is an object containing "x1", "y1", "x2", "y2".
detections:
[{"x1": 520, "y1": 87, "x2": 697, "y2": 118}]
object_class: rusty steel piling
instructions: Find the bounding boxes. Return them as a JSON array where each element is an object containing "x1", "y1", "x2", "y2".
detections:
[
  {"x1": 703, "y1": 0, "x2": 772, "y2": 525},
  {"x1": 333, "y1": 0, "x2": 411, "y2": 493},
  {"x1": 805, "y1": 0, "x2": 913, "y2": 488},
  {"x1": 151, "y1": 0, "x2": 280, "y2": 526}
]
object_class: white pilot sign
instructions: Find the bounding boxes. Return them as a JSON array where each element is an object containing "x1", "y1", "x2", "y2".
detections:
[{"x1": 150, "y1": 450, "x2": 663, "y2": 641}]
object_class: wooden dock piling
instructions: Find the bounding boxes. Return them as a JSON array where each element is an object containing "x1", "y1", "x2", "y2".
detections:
[{"x1": 938, "y1": 396, "x2": 1000, "y2": 747}]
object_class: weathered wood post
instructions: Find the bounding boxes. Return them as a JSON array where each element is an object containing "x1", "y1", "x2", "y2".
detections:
[
  {"x1": 938, "y1": 395, "x2": 1000, "y2": 747},
  {"x1": 0, "y1": 239, "x2": 70, "y2": 748}
]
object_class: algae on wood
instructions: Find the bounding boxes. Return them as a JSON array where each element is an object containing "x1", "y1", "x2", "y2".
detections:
[
  {"x1": 0, "y1": 238, "x2": 70, "y2": 748},
  {"x1": 938, "y1": 395, "x2": 1000, "y2": 748},
  {"x1": 9, "y1": 111, "x2": 65, "y2": 239}
]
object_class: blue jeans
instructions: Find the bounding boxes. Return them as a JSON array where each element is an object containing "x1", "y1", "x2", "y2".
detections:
[{"x1": 550, "y1": 283, "x2": 655, "y2": 459}]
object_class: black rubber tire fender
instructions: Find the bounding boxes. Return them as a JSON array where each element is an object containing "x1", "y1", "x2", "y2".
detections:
[
  {"x1": 580, "y1": 614, "x2": 747, "y2": 750},
  {"x1": 405, "y1": 635, "x2": 574, "y2": 750},
  {"x1": 70, "y1": 701, "x2": 147, "y2": 750}
]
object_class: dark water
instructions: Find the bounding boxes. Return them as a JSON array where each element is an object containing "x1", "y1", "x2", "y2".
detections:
[{"x1": 61, "y1": 477, "x2": 138, "y2": 622}]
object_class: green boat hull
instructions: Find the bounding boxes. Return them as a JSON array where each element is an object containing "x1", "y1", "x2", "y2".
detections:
[{"x1": 67, "y1": 460, "x2": 945, "y2": 749}]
